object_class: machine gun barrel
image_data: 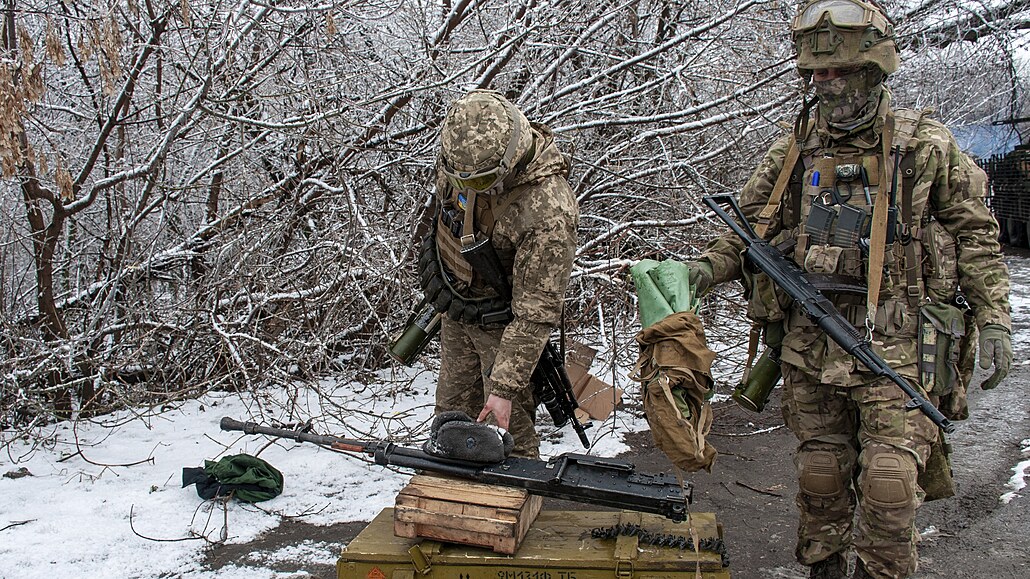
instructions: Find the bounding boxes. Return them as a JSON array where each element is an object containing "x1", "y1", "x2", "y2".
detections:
[
  {"x1": 220, "y1": 417, "x2": 689, "y2": 521},
  {"x1": 702, "y1": 194, "x2": 955, "y2": 434}
]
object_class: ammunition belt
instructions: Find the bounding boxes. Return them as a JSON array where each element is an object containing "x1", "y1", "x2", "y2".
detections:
[
  {"x1": 591, "y1": 524, "x2": 730, "y2": 567},
  {"x1": 418, "y1": 233, "x2": 512, "y2": 326}
]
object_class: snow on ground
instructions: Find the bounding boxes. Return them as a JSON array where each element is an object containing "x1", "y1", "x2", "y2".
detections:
[
  {"x1": 0, "y1": 363, "x2": 648, "y2": 579},
  {"x1": 1000, "y1": 255, "x2": 1030, "y2": 504}
]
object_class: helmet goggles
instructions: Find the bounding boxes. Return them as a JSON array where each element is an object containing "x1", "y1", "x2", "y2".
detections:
[
  {"x1": 441, "y1": 164, "x2": 508, "y2": 193},
  {"x1": 792, "y1": 0, "x2": 891, "y2": 36}
]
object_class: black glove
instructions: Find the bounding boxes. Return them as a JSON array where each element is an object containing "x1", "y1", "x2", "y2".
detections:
[{"x1": 422, "y1": 411, "x2": 515, "y2": 463}]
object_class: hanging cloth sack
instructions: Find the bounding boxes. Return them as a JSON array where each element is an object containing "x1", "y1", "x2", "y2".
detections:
[
  {"x1": 632, "y1": 311, "x2": 719, "y2": 472},
  {"x1": 182, "y1": 453, "x2": 284, "y2": 503}
]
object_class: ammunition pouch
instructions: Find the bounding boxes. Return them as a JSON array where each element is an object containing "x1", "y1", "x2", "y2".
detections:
[
  {"x1": 918, "y1": 302, "x2": 966, "y2": 397},
  {"x1": 919, "y1": 219, "x2": 960, "y2": 304},
  {"x1": 417, "y1": 233, "x2": 512, "y2": 326}
]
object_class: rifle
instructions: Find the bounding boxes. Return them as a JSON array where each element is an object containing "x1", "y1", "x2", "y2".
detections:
[
  {"x1": 219, "y1": 417, "x2": 689, "y2": 521},
  {"x1": 702, "y1": 194, "x2": 955, "y2": 434},
  {"x1": 461, "y1": 236, "x2": 592, "y2": 448}
]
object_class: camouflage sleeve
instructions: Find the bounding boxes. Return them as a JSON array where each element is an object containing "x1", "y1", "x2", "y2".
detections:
[
  {"x1": 488, "y1": 177, "x2": 579, "y2": 400},
  {"x1": 927, "y1": 126, "x2": 1011, "y2": 331},
  {"x1": 702, "y1": 133, "x2": 794, "y2": 284}
]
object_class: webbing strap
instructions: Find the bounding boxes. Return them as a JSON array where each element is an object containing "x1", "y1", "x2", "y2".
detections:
[
  {"x1": 460, "y1": 189, "x2": 478, "y2": 247},
  {"x1": 866, "y1": 113, "x2": 896, "y2": 326},
  {"x1": 741, "y1": 323, "x2": 763, "y2": 384},
  {"x1": 756, "y1": 139, "x2": 800, "y2": 239},
  {"x1": 901, "y1": 151, "x2": 920, "y2": 307}
]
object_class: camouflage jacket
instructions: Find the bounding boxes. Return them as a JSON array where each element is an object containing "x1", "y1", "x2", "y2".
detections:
[
  {"x1": 702, "y1": 94, "x2": 1010, "y2": 385},
  {"x1": 434, "y1": 124, "x2": 578, "y2": 399}
]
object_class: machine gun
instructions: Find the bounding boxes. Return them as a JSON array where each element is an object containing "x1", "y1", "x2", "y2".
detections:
[
  {"x1": 702, "y1": 194, "x2": 955, "y2": 434},
  {"x1": 219, "y1": 417, "x2": 689, "y2": 522}
]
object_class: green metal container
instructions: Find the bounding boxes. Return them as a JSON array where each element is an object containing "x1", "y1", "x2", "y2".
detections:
[
  {"x1": 338, "y1": 508, "x2": 731, "y2": 578},
  {"x1": 388, "y1": 304, "x2": 441, "y2": 366},
  {"x1": 732, "y1": 347, "x2": 781, "y2": 413}
]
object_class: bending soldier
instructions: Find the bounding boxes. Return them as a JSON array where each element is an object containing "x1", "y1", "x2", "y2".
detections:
[
  {"x1": 419, "y1": 90, "x2": 578, "y2": 458},
  {"x1": 682, "y1": 2, "x2": 1011, "y2": 578}
]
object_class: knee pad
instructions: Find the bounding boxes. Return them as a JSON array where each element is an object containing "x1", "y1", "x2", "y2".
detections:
[
  {"x1": 799, "y1": 449, "x2": 846, "y2": 498},
  {"x1": 862, "y1": 450, "x2": 916, "y2": 509}
]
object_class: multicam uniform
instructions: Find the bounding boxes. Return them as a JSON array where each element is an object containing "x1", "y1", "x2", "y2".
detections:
[
  {"x1": 701, "y1": 92, "x2": 1010, "y2": 577},
  {"x1": 425, "y1": 108, "x2": 578, "y2": 459}
]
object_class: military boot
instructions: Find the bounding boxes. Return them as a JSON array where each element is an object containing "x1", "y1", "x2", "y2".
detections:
[{"x1": 808, "y1": 553, "x2": 848, "y2": 579}]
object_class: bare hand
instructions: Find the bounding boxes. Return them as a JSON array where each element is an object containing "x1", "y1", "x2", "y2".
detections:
[{"x1": 477, "y1": 394, "x2": 512, "y2": 430}]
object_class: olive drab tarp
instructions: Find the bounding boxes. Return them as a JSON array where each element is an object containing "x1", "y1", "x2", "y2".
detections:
[{"x1": 630, "y1": 260, "x2": 718, "y2": 472}]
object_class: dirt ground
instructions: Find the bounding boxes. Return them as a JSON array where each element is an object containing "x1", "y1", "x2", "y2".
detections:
[{"x1": 203, "y1": 252, "x2": 1030, "y2": 578}]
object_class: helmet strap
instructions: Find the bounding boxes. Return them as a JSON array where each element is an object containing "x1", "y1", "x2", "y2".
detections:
[{"x1": 794, "y1": 95, "x2": 818, "y2": 145}]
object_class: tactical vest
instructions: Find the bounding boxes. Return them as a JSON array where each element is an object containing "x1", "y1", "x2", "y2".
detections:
[
  {"x1": 747, "y1": 109, "x2": 969, "y2": 403},
  {"x1": 752, "y1": 109, "x2": 960, "y2": 321},
  {"x1": 417, "y1": 183, "x2": 520, "y2": 325}
]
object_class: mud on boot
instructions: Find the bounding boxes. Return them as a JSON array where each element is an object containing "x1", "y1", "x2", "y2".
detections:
[{"x1": 809, "y1": 553, "x2": 848, "y2": 579}]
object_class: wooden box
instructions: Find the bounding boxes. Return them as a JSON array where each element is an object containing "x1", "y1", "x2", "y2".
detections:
[
  {"x1": 340, "y1": 509, "x2": 731, "y2": 578},
  {"x1": 392, "y1": 474, "x2": 543, "y2": 555}
]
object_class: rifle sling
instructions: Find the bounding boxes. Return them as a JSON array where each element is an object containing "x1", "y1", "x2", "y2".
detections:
[
  {"x1": 866, "y1": 112, "x2": 895, "y2": 327},
  {"x1": 755, "y1": 138, "x2": 800, "y2": 239}
]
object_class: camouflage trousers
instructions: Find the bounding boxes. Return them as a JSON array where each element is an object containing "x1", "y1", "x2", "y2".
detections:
[
  {"x1": 780, "y1": 364, "x2": 938, "y2": 579},
  {"x1": 437, "y1": 317, "x2": 540, "y2": 458}
]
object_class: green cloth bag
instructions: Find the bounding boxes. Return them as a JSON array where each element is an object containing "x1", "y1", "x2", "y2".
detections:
[
  {"x1": 182, "y1": 453, "x2": 284, "y2": 503},
  {"x1": 630, "y1": 259, "x2": 675, "y2": 328},
  {"x1": 631, "y1": 259, "x2": 698, "y2": 328},
  {"x1": 646, "y1": 259, "x2": 697, "y2": 313}
]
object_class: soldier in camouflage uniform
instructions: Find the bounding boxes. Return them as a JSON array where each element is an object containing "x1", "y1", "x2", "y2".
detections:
[
  {"x1": 421, "y1": 90, "x2": 578, "y2": 458},
  {"x1": 681, "y1": 2, "x2": 1011, "y2": 578}
]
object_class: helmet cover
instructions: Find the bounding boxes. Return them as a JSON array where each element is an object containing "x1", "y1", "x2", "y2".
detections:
[
  {"x1": 440, "y1": 90, "x2": 532, "y2": 192},
  {"x1": 792, "y1": 0, "x2": 899, "y2": 75}
]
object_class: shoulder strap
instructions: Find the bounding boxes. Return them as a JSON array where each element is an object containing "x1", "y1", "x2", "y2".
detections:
[
  {"x1": 755, "y1": 138, "x2": 800, "y2": 239},
  {"x1": 867, "y1": 112, "x2": 896, "y2": 326},
  {"x1": 893, "y1": 108, "x2": 928, "y2": 308}
]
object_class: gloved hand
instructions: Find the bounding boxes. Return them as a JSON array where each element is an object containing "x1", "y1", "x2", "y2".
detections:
[
  {"x1": 422, "y1": 411, "x2": 515, "y2": 463},
  {"x1": 978, "y1": 324, "x2": 1012, "y2": 390},
  {"x1": 683, "y1": 260, "x2": 715, "y2": 296}
]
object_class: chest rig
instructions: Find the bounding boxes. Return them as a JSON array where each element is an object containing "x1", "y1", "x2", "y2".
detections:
[
  {"x1": 760, "y1": 109, "x2": 929, "y2": 313},
  {"x1": 417, "y1": 183, "x2": 520, "y2": 326}
]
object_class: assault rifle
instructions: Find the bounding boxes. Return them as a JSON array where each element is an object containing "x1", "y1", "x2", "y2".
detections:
[
  {"x1": 702, "y1": 194, "x2": 955, "y2": 434},
  {"x1": 220, "y1": 417, "x2": 689, "y2": 521}
]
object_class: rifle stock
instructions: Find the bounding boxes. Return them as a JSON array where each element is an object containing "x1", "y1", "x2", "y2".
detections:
[
  {"x1": 702, "y1": 194, "x2": 955, "y2": 434},
  {"x1": 220, "y1": 417, "x2": 689, "y2": 521}
]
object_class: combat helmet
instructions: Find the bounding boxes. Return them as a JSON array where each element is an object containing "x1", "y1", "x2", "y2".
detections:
[
  {"x1": 439, "y1": 90, "x2": 533, "y2": 193},
  {"x1": 792, "y1": 0, "x2": 899, "y2": 75}
]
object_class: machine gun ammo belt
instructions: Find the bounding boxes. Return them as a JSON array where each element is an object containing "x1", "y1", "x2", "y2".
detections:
[
  {"x1": 591, "y1": 524, "x2": 730, "y2": 567},
  {"x1": 418, "y1": 232, "x2": 512, "y2": 326}
]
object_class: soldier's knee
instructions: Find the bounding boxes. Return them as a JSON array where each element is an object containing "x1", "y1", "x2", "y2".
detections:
[
  {"x1": 861, "y1": 446, "x2": 917, "y2": 509},
  {"x1": 798, "y1": 445, "x2": 848, "y2": 498}
]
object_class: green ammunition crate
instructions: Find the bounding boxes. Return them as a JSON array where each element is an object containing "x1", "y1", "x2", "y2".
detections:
[{"x1": 338, "y1": 508, "x2": 731, "y2": 578}]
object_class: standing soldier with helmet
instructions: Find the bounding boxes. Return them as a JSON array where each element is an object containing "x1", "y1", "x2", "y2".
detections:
[
  {"x1": 681, "y1": 1, "x2": 1011, "y2": 577},
  {"x1": 415, "y1": 90, "x2": 578, "y2": 459}
]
